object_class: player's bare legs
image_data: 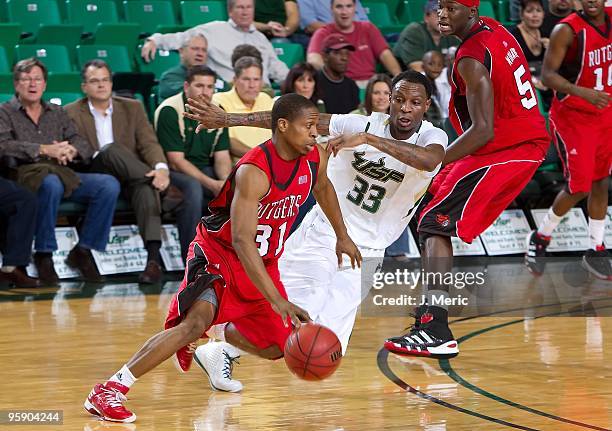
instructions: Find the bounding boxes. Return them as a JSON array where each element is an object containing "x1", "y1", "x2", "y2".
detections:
[{"x1": 527, "y1": 177, "x2": 611, "y2": 279}]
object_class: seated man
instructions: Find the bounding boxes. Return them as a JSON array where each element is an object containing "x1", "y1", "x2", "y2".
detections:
[
  {"x1": 298, "y1": 0, "x2": 369, "y2": 35},
  {"x1": 0, "y1": 177, "x2": 39, "y2": 287},
  {"x1": 154, "y1": 66, "x2": 232, "y2": 253},
  {"x1": 0, "y1": 58, "x2": 120, "y2": 285},
  {"x1": 393, "y1": 0, "x2": 459, "y2": 72},
  {"x1": 253, "y1": 0, "x2": 300, "y2": 41},
  {"x1": 212, "y1": 57, "x2": 274, "y2": 162},
  {"x1": 65, "y1": 60, "x2": 195, "y2": 281},
  {"x1": 307, "y1": 0, "x2": 401, "y2": 85},
  {"x1": 316, "y1": 34, "x2": 360, "y2": 114},
  {"x1": 159, "y1": 32, "x2": 209, "y2": 100}
]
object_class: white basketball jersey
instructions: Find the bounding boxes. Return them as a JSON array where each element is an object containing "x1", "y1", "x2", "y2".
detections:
[{"x1": 316, "y1": 112, "x2": 448, "y2": 250}]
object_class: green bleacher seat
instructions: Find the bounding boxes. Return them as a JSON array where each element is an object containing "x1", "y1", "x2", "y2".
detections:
[
  {"x1": 7, "y1": 0, "x2": 61, "y2": 36},
  {"x1": 15, "y1": 44, "x2": 73, "y2": 73},
  {"x1": 0, "y1": 47, "x2": 9, "y2": 73},
  {"x1": 0, "y1": 73, "x2": 13, "y2": 93},
  {"x1": 44, "y1": 92, "x2": 83, "y2": 105},
  {"x1": 362, "y1": 2, "x2": 405, "y2": 34},
  {"x1": 496, "y1": 0, "x2": 513, "y2": 24},
  {"x1": 180, "y1": 1, "x2": 228, "y2": 27},
  {"x1": 47, "y1": 72, "x2": 82, "y2": 92},
  {"x1": 272, "y1": 43, "x2": 304, "y2": 69},
  {"x1": 77, "y1": 44, "x2": 133, "y2": 72},
  {"x1": 66, "y1": 0, "x2": 119, "y2": 35},
  {"x1": 0, "y1": 24, "x2": 22, "y2": 64},
  {"x1": 135, "y1": 45, "x2": 180, "y2": 79},
  {"x1": 34, "y1": 24, "x2": 83, "y2": 65},
  {"x1": 479, "y1": 1, "x2": 496, "y2": 19},
  {"x1": 94, "y1": 23, "x2": 142, "y2": 50},
  {"x1": 397, "y1": 0, "x2": 426, "y2": 25},
  {"x1": 124, "y1": 1, "x2": 176, "y2": 35}
]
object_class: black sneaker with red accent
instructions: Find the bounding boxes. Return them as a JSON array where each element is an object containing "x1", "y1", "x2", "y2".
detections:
[
  {"x1": 384, "y1": 312, "x2": 459, "y2": 359},
  {"x1": 582, "y1": 246, "x2": 612, "y2": 281},
  {"x1": 525, "y1": 230, "x2": 550, "y2": 276}
]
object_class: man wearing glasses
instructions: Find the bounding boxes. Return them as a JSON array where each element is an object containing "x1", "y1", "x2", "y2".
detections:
[{"x1": 0, "y1": 58, "x2": 120, "y2": 285}]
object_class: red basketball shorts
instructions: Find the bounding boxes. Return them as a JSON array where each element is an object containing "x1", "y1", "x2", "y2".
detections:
[
  {"x1": 164, "y1": 224, "x2": 291, "y2": 352},
  {"x1": 549, "y1": 103, "x2": 612, "y2": 194},
  {"x1": 418, "y1": 139, "x2": 548, "y2": 244}
]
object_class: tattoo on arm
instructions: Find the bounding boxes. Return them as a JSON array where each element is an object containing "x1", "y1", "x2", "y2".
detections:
[{"x1": 228, "y1": 112, "x2": 272, "y2": 128}]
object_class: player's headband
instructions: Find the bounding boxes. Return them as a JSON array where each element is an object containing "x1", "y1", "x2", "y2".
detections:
[{"x1": 454, "y1": 0, "x2": 480, "y2": 7}]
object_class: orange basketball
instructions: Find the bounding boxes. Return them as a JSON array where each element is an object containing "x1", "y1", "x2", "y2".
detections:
[{"x1": 284, "y1": 323, "x2": 342, "y2": 381}]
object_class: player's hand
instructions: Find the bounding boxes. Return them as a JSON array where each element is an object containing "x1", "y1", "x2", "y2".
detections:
[
  {"x1": 578, "y1": 88, "x2": 611, "y2": 110},
  {"x1": 141, "y1": 40, "x2": 157, "y2": 62},
  {"x1": 184, "y1": 94, "x2": 229, "y2": 132},
  {"x1": 146, "y1": 168, "x2": 170, "y2": 191},
  {"x1": 327, "y1": 132, "x2": 367, "y2": 156},
  {"x1": 335, "y1": 235, "x2": 362, "y2": 269},
  {"x1": 271, "y1": 298, "x2": 312, "y2": 328}
]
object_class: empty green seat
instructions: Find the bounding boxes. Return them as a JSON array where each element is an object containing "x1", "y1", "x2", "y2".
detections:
[
  {"x1": 0, "y1": 73, "x2": 13, "y2": 93},
  {"x1": 479, "y1": 1, "x2": 496, "y2": 19},
  {"x1": 0, "y1": 47, "x2": 10, "y2": 73},
  {"x1": 94, "y1": 23, "x2": 142, "y2": 50},
  {"x1": 124, "y1": 1, "x2": 176, "y2": 35},
  {"x1": 15, "y1": 44, "x2": 73, "y2": 72},
  {"x1": 35, "y1": 24, "x2": 83, "y2": 50},
  {"x1": 272, "y1": 43, "x2": 304, "y2": 69},
  {"x1": 7, "y1": 0, "x2": 61, "y2": 36},
  {"x1": 180, "y1": 1, "x2": 228, "y2": 27},
  {"x1": 44, "y1": 92, "x2": 83, "y2": 106},
  {"x1": 77, "y1": 44, "x2": 133, "y2": 72},
  {"x1": 47, "y1": 72, "x2": 82, "y2": 92},
  {"x1": 66, "y1": 0, "x2": 119, "y2": 35},
  {"x1": 397, "y1": 0, "x2": 426, "y2": 24},
  {"x1": 135, "y1": 45, "x2": 180, "y2": 79},
  {"x1": 362, "y1": 2, "x2": 405, "y2": 34},
  {"x1": 0, "y1": 23, "x2": 22, "y2": 51}
]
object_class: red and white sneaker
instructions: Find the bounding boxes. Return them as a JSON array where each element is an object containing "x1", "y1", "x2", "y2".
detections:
[
  {"x1": 84, "y1": 382, "x2": 136, "y2": 423},
  {"x1": 173, "y1": 342, "x2": 197, "y2": 373}
]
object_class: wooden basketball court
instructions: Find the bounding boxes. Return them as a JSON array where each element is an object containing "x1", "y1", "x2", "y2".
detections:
[{"x1": 1, "y1": 270, "x2": 611, "y2": 431}]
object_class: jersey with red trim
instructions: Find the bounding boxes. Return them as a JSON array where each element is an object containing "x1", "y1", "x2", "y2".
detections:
[
  {"x1": 202, "y1": 140, "x2": 320, "y2": 262},
  {"x1": 554, "y1": 8, "x2": 612, "y2": 113},
  {"x1": 449, "y1": 17, "x2": 549, "y2": 154}
]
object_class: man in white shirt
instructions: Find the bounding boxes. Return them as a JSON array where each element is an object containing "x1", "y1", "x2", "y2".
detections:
[
  {"x1": 183, "y1": 70, "x2": 447, "y2": 391},
  {"x1": 141, "y1": 0, "x2": 289, "y2": 86}
]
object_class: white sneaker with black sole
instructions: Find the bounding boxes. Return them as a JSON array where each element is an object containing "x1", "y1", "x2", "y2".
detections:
[{"x1": 194, "y1": 341, "x2": 243, "y2": 392}]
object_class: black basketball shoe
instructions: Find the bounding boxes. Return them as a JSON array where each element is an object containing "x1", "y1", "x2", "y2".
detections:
[
  {"x1": 384, "y1": 312, "x2": 459, "y2": 359},
  {"x1": 582, "y1": 246, "x2": 612, "y2": 281},
  {"x1": 525, "y1": 230, "x2": 550, "y2": 276}
]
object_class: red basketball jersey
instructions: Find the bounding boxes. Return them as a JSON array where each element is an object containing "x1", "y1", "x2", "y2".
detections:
[
  {"x1": 554, "y1": 8, "x2": 612, "y2": 113},
  {"x1": 203, "y1": 140, "x2": 320, "y2": 262},
  {"x1": 449, "y1": 17, "x2": 549, "y2": 154}
]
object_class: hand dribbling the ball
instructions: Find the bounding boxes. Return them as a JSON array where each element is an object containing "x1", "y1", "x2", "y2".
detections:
[{"x1": 271, "y1": 298, "x2": 312, "y2": 328}]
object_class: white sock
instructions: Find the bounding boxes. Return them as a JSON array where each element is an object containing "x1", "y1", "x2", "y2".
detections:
[
  {"x1": 205, "y1": 323, "x2": 227, "y2": 341},
  {"x1": 538, "y1": 208, "x2": 563, "y2": 237},
  {"x1": 1, "y1": 266, "x2": 16, "y2": 273},
  {"x1": 588, "y1": 217, "x2": 605, "y2": 250},
  {"x1": 107, "y1": 364, "x2": 137, "y2": 389}
]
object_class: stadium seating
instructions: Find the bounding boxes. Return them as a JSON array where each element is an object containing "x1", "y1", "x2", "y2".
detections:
[
  {"x1": 46, "y1": 72, "x2": 82, "y2": 92},
  {"x1": 135, "y1": 44, "x2": 180, "y2": 79},
  {"x1": 66, "y1": 0, "x2": 120, "y2": 35},
  {"x1": 397, "y1": 0, "x2": 426, "y2": 25},
  {"x1": 479, "y1": 1, "x2": 497, "y2": 19},
  {"x1": 76, "y1": 44, "x2": 133, "y2": 72},
  {"x1": 123, "y1": 1, "x2": 176, "y2": 35},
  {"x1": 6, "y1": 0, "x2": 61, "y2": 36},
  {"x1": 44, "y1": 91, "x2": 83, "y2": 106},
  {"x1": 361, "y1": 2, "x2": 405, "y2": 34},
  {"x1": 272, "y1": 43, "x2": 304, "y2": 69},
  {"x1": 0, "y1": 23, "x2": 21, "y2": 64},
  {"x1": 180, "y1": 1, "x2": 228, "y2": 27},
  {"x1": 15, "y1": 44, "x2": 73, "y2": 73},
  {"x1": 0, "y1": 46, "x2": 9, "y2": 73},
  {"x1": 93, "y1": 22, "x2": 142, "y2": 49}
]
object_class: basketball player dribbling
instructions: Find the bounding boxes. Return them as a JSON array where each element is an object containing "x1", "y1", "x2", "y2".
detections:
[
  {"x1": 384, "y1": 0, "x2": 550, "y2": 358},
  {"x1": 525, "y1": 0, "x2": 611, "y2": 280},
  {"x1": 83, "y1": 94, "x2": 362, "y2": 423}
]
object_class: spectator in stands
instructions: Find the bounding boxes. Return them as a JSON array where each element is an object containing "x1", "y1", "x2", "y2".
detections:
[
  {"x1": 392, "y1": 0, "x2": 460, "y2": 72},
  {"x1": 141, "y1": 0, "x2": 289, "y2": 86},
  {"x1": 0, "y1": 177, "x2": 39, "y2": 287},
  {"x1": 307, "y1": 0, "x2": 401, "y2": 85},
  {"x1": 253, "y1": 0, "x2": 300, "y2": 42},
  {"x1": 154, "y1": 66, "x2": 232, "y2": 257},
  {"x1": 212, "y1": 57, "x2": 274, "y2": 162},
  {"x1": 0, "y1": 58, "x2": 119, "y2": 285},
  {"x1": 316, "y1": 34, "x2": 360, "y2": 114},
  {"x1": 351, "y1": 73, "x2": 391, "y2": 115},
  {"x1": 159, "y1": 32, "x2": 209, "y2": 100},
  {"x1": 65, "y1": 60, "x2": 188, "y2": 283},
  {"x1": 281, "y1": 62, "x2": 325, "y2": 111},
  {"x1": 421, "y1": 51, "x2": 447, "y2": 129},
  {"x1": 231, "y1": 44, "x2": 264, "y2": 67},
  {"x1": 298, "y1": 0, "x2": 369, "y2": 35},
  {"x1": 508, "y1": 0, "x2": 549, "y2": 91},
  {"x1": 540, "y1": 0, "x2": 574, "y2": 37}
]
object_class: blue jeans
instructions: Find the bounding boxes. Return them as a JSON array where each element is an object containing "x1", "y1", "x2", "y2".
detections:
[
  {"x1": 385, "y1": 228, "x2": 411, "y2": 256},
  {"x1": 35, "y1": 173, "x2": 120, "y2": 252},
  {"x1": 0, "y1": 178, "x2": 37, "y2": 266}
]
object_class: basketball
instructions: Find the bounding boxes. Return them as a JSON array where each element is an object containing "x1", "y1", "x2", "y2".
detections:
[{"x1": 284, "y1": 323, "x2": 343, "y2": 381}]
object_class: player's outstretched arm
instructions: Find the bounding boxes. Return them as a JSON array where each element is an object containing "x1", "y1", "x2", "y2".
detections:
[
  {"x1": 443, "y1": 57, "x2": 495, "y2": 165},
  {"x1": 312, "y1": 145, "x2": 362, "y2": 269},
  {"x1": 184, "y1": 94, "x2": 333, "y2": 134},
  {"x1": 327, "y1": 132, "x2": 445, "y2": 172},
  {"x1": 231, "y1": 164, "x2": 311, "y2": 327},
  {"x1": 542, "y1": 24, "x2": 611, "y2": 110}
]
